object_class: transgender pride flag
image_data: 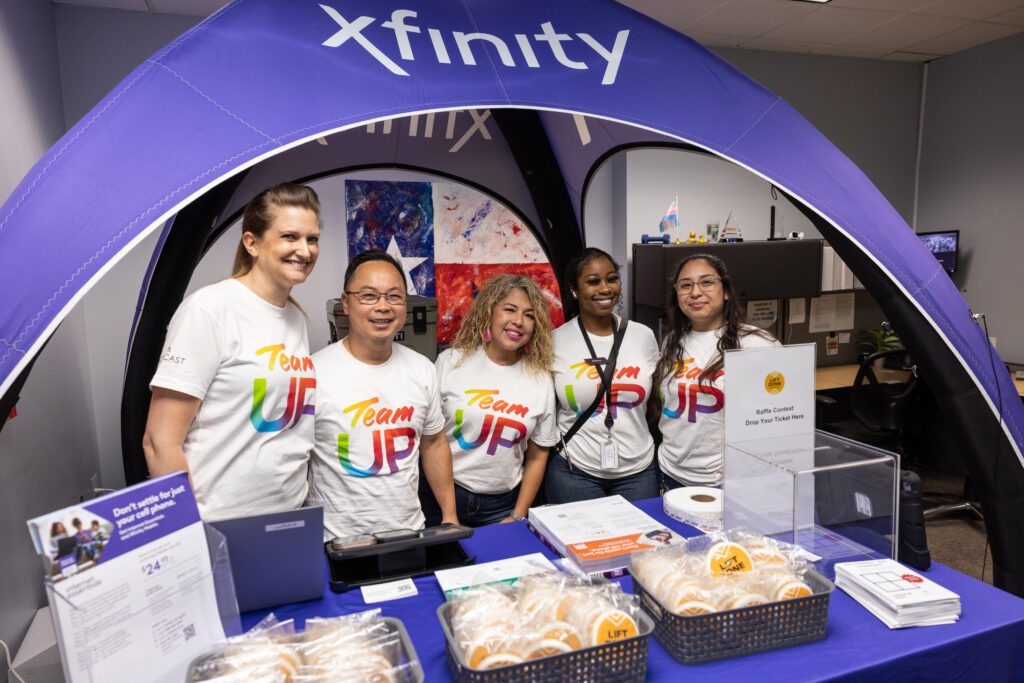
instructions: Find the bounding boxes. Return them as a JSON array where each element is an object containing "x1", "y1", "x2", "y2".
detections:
[{"x1": 659, "y1": 195, "x2": 679, "y2": 234}]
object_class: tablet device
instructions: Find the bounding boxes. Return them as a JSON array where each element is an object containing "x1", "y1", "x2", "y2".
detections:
[{"x1": 210, "y1": 506, "x2": 325, "y2": 612}]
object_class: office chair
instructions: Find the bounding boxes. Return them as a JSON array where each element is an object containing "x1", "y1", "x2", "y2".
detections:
[
  {"x1": 817, "y1": 348, "x2": 918, "y2": 452},
  {"x1": 818, "y1": 350, "x2": 982, "y2": 524}
]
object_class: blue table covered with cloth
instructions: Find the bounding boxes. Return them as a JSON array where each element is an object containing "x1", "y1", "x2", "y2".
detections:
[{"x1": 242, "y1": 498, "x2": 1024, "y2": 682}]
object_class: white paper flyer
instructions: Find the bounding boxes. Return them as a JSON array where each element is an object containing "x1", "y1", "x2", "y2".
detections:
[{"x1": 26, "y1": 472, "x2": 225, "y2": 682}]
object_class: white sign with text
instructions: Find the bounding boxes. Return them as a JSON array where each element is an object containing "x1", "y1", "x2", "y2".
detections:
[{"x1": 724, "y1": 344, "x2": 816, "y2": 443}]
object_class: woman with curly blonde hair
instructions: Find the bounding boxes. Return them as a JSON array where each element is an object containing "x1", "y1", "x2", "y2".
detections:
[{"x1": 422, "y1": 274, "x2": 559, "y2": 526}]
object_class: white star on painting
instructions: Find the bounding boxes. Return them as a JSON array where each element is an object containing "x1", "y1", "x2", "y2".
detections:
[{"x1": 386, "y1": 236, "x2": 428, "y2": 294}]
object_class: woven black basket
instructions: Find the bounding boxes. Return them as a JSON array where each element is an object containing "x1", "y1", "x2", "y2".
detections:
[
  {"x1": 437, "y1": 601, "x2": 654, "y2": 683},
  {"x1": 634, "y1": 569, "x2": 834, "y2": 665}
]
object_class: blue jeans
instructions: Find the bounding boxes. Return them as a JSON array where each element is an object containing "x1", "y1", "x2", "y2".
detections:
[
  {"x1": 544, "y1": 453, "x2": 659, "y2": 504},
  {"x1": 421, "y1": 480, "x2": 520, "y2": 528}
]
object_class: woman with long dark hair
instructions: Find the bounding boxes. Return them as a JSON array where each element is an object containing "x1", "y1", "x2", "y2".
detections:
[
  {"x1": 547, "y1": 247, "x2": 660, "y2": 503},
  {"x1": 144, "y1": 183, "x2": 320, "y2": 520},
  {"x1": 655, "y1": 253, "x2": 777, "y2": 490}
]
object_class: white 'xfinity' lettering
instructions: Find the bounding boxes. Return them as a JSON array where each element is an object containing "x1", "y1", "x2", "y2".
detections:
[
  {"x1": 319, "y1": 6, "x2": 630, "y2": 85},
  {"x1": 320, "y1": 5, "x2": 409, "y2": 76}
]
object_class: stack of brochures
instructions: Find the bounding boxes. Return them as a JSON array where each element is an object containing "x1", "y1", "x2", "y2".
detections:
[
  {"x1": 528, "y1": 495, "x2": 684, "y2": 576},
  {"x1": 835, "y1": 559, "x2": 961, "y2": 628}
]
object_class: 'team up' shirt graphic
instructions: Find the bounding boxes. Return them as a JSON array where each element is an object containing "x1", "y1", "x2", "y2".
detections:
[
  {"x1": 150, "y1": 279, "x2": 315, "y2": 521},
  {"x1": 437, "y1": 347, "x2": 558, "y2": 495},
  {"x1": 308, "y1": 341, "x2": 443, "y2": 539},
  {"x1": 551, "y1": 317, "x2": 659, "y2": 478},
  {"x1": 658, "y1": 326, "x2": 778, "y2": 486}
]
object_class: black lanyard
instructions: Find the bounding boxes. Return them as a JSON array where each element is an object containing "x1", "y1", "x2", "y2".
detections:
[{"x1": 578, "y1": 316, "x2": 623, "y2": 431}]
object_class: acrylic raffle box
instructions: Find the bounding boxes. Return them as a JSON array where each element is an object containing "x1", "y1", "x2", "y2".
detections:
[
  {"x1": 723, "y1": 430, "x2": 899, "y2": 579},
  {"x1": 326, "y1": 295, "x2": 439, "y2": 360}
]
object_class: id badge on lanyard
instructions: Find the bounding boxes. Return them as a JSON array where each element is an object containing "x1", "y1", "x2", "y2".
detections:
[{"x1": 600, "y1": 433, "x2": 619, "y2": 470}]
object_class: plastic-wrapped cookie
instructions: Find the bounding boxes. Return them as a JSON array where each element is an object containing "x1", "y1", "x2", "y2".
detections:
[
  {"x1": 478, "y1": 652, "x2": 525, "y2": 670},
  {"x1": 772, "y1": 575, "x2": 813, "y2": 601},
  {"x1": 568, "y1": 600, "x2": 639, "y2": 646}
]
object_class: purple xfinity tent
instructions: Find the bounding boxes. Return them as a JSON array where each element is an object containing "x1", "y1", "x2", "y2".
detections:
[{"x1": 2, "y1": 0, "x2": 1023, "y2": 593}]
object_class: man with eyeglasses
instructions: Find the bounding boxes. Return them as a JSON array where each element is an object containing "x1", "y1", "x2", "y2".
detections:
[{"x1": 307, "y1": 249, "x2": 458, "y2": 539}]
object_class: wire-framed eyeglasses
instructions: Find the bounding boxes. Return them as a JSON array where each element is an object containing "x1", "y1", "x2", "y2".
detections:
[
  {"x1": 675, "y1": 276, "x2": 721, "y2": 294},
  {"x1": 345, "y1": 290, "x2": 407, "y2": 306}
]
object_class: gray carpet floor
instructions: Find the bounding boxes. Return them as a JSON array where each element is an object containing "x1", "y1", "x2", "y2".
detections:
[{"x1": 913, "y1": 467, "x2": 992, "y2": 584}]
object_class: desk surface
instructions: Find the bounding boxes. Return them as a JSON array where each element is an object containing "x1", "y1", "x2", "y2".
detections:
[
  {"x1": 814, "y1": 363, "x2": 911, "y2": 391},
  {"x1": 816, "y1": 363, "x2": 1024, "y2": 398},
  {"x1": 244, "y1": 498, "x2": 1024, "y2": 682}
]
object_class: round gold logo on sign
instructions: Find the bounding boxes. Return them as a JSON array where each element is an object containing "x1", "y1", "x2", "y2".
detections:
[{"x1": 764, "y1": 371, "x2": 785, "y2": 394}]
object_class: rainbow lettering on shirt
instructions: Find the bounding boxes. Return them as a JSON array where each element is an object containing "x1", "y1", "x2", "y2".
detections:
[
  {"x1": 335, "y1": 397, "x2": 417, "y2": 476},
  {"x1": 661, "y1": 358, "x2": 724, "y2": 422},
  {"x1": 250, "y1": 343, "x2": 315, "y2": 432},
  {"x1": 453, "y1": 389, "x2": 528, "y2": 455},
  {"x1": 563, "y1": 362, "x2": 646, "y2": 419}
]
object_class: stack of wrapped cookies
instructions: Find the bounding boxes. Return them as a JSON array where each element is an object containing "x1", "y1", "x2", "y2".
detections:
[
  {"x1": 188, "y1": 610, "x2": 416, "y2": 682},
  {"x1": 631, "y1": 529, "x2": 815, "y2": 616},
  {"x1": 447, "y1": 573, "x2": 641, "y2": 670}
]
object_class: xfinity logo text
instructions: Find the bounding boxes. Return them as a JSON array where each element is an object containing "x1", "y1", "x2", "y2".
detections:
[{"x1": 319, "y1": 5, "x2": 630, "y2": 85}]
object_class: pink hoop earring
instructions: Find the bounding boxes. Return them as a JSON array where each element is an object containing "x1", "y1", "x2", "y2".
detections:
[
  {"x1": 483, "y1": 329, "x2": 492, "y2": 343},
  {"x1": 523, "y1": 342, "x2": 531, "y2": 353}
]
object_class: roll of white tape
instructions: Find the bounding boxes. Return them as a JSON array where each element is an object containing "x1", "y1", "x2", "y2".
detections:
[{"x1": 664, "y1": 487, "x2": 723, "y2": 533}]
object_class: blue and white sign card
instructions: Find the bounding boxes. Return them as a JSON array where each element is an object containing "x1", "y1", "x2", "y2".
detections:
[
  {"x1": 26, "y1": 472, "x2": 225, "y2": 683},
  {"x1": 723, "y1": 343, "x2": 816, "y2": 443}
]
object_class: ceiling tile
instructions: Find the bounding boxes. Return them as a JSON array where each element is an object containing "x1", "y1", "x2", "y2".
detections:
[
  {"x1": 830, "y1": 0, "x2": 936, "y2": 10},
  {"x1": 838, "y1": 13, "x2": 970, "y2": 49},
  {"x1": 685, "y1": 0, "x2": 817, "y2": 38},
  {"x1": 813, "y1": 44, "x2": 891, "y2": 58},
  {"x1": 906, "y1": 21, "x2": 1022, "y2": 53},
  {"x1": 55, "y1": 0, "x2": 150, "y2": 10},
  {"x1": 883, "y1": 50, "x2": 943, "y2": 61},
  {"x1": 738, "y1": 37, "x2": 827, "y2": 54},
  {"x1": 685, "y1": 30, "x2": 750, "y2": 48},
  {"x1": 148, "y1": 0, "x2": 227, "y2": 15},
  {"x1": 989, "y1": 7, "x2": 1024, "y2": 26},
  {"x1": 760, "y1": 6, "x2": 899, "y2": 44},
  {"x1": 616, "y1": 0, "x2": 727, "y2": 32},
  {"x1": 915, "y1": 0, "x2": 1024, "y2": 21}
]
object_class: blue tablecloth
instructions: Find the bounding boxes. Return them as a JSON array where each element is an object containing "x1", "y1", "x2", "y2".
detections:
[{"x1": 242, "y1": 498, "x2": 1024, "y2": 681}]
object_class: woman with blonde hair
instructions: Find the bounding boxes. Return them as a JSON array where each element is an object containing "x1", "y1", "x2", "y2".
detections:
[
  {"x1": 144, "y1": 182, "x2": 320, "y2": 520},
  {"x1": 423, "y1": 274, "x2": 558, "y2": 526}
]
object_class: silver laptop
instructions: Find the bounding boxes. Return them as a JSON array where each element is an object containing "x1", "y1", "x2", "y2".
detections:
[{"x1": 210, "y1": 506, "x2": 325, "y2": 612}]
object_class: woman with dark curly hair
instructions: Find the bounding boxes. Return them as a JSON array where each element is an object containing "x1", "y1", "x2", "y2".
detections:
[
  {"x1": 425, "y1": 274, "x2": 558, "y2": 526},
  {"x1": 656, "y1": 253, "x2": 777, "y2": 490}
]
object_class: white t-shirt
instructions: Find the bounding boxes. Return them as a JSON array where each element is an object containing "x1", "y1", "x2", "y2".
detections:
[
  {"x1": 308, "y1": 341, "x2": 444, "y2": 539},
  {"x1": 551, "y1": 317, "x2": 660, "y2": 478},
  {"x1": 150, "y1": 279, "x2": 316, "y2": 521},
  {"x1": 436, "y1": 347, "x2": 558, "y2": 495},
  {"x1": 658, "y1": 325, "x2": 779, "y2": 486}
]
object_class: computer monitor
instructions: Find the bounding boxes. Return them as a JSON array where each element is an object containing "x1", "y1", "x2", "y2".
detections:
[{"x1": 917, "y1": 230, "x2": 959, "y2": 274}]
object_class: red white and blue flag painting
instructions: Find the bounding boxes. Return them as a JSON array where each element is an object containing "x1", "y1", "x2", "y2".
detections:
[{"x1": 346, "y1": 179, "x2": 564, "y2": 343}]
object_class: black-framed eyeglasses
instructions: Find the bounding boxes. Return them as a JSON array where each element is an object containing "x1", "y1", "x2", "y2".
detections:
[
  {"x1": 345, "y1": 290, "x2": 407, "y2": 306},
  {"x1": 675, "y1": 276, "x2": 721, "y2": 294}
]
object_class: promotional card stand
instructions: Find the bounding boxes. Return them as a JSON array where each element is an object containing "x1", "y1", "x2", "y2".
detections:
[{"x1": 27, "y1": 473, "x2": 240, "y2": 683}]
